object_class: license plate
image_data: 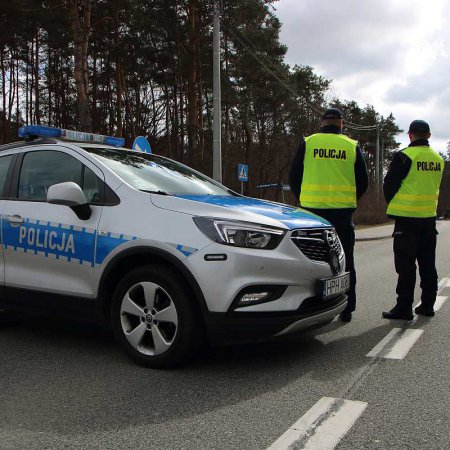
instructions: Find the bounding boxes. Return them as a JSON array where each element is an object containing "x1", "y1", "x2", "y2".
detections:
[{"x1": 318, "y1": 272, "x2": 350, "y2": 299}]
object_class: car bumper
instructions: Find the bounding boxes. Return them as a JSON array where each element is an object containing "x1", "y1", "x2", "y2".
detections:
[{"x1": 204, "y1": 294, "x2": 347, "y2": 345}]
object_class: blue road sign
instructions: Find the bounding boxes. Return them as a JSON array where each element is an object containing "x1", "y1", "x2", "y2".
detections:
[
  {"x1": 133, "y1": 136, "x2": 152, "y2": 153},
  {"x1": 238, "y1": 164, "x2": 248, "y2": 182}
]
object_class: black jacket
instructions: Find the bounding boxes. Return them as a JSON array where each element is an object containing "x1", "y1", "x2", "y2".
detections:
[{"x1": 288, "y1": 126, "x2": 369, "y2": 215}]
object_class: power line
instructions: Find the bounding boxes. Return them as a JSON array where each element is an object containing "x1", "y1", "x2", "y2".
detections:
[
  {"x1": 221, "y1": 18, "x2": 379, "y2": 131},
  {"x1": 223, "y1": 18, "x2": 306, "y2": 99},
  {"x1": 221, "y1": 20, "x2": 322, "y2": 116}
]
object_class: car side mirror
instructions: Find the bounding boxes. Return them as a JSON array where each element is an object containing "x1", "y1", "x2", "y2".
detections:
[{"x1": 47, "y1": 182, "x2": 92, "y2": 220}]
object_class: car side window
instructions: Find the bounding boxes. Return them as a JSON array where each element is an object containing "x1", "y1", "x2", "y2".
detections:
[
  {"x1": 82, "y1": 166, "x2": 101, "y2": 204},
  {"x1": 18, "y1": 150, "x2": 83, "y2": 201},
  {"x1": 0, "y1": 154, "x2": 13, "y2": 197}
]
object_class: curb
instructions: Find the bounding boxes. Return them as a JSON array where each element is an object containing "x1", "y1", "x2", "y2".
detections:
[{"x1": 356, "y1": 235, "x2": 392, "y2": 242}]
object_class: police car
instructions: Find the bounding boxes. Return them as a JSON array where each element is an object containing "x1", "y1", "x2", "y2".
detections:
[{"x1": 0, "y1": 126, "x2": 349, "y2": 368}]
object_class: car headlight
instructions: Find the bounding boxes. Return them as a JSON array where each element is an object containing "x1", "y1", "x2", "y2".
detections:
[{"x1": 193, "y1": 217, "x2": 286, "y2": 249}]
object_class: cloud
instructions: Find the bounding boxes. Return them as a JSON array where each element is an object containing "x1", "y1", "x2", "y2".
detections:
[
  {"x1": 275, "y1": 0, "x2": 440, "y2": 76},
  {"x1": 387, "y1": 66, "x2": 450, "y2": 105},
  {"x1": 274, "y1": 0, "x2": 450, "y2": 151}
]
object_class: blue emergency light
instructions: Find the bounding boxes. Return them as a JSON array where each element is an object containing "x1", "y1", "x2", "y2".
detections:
[{"x1": 19, "y1": 125, "x2": 125, "y2": 147}]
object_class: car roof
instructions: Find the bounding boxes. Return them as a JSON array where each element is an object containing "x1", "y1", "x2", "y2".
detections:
[
  {"x1": 0, "y1": 138, "x2": 58, "y2": 152},
  {"x1": 0, "y1": 138, "x2": 132, "y2": 154}
]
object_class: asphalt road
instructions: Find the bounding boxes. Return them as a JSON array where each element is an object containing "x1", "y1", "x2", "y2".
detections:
[{"x1": 1, "y1": 221, "x2": 450, "y2": 449}]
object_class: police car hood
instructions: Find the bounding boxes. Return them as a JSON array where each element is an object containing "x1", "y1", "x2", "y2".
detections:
[{"x1": 151, "y1": 194, "x2": 330, "y2": 230}]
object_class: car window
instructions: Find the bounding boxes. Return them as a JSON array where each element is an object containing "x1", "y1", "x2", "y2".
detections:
[
  {"x1": 82, "y1": 165, "x2": 101, "y2": 204},
  {"x1": 17, "y1": 150, "x2": 103, "y2": 204},
  {"x1": 0, "y1": 154, "x2": 13, "y2": 197},
  {"x1": 87, "y1": 147, "x2": 233, "y2": 196},
  {"x1": 18, "y1": 150, "x2": 83, "y2": 201}
]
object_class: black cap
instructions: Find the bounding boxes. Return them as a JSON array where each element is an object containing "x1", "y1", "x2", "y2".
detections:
[
  {"x1": 408, "y1": 120, "x2": 430, "y2": 134},
  {"x1": 322, "y1": 108, "x2": 343, "y2": 120}
]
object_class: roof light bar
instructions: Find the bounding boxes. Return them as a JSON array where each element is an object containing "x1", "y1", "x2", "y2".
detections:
[{"x1": 19, "y1": 125, "x2": 125, "y2": 147}]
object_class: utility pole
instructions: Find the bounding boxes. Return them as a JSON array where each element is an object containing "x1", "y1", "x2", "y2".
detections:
[
  {"x1": 212, "y1": 1, "x2": 222, "y2": 183},
  {"x1": 380, "y1": 137, "x2": 384, "y2": 189},
  {"x1": 375, "y1": 124, "x2": 380, "y2": 193}
]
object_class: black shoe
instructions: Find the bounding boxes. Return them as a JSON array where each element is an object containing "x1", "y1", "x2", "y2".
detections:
[
  {"x1": 382, "y1": 308, "x2": 413, "y2": 320},
  {"x1": 340, "y1": 310, "x2": 352, "y2": 322},
  {"x1": 415, "y1": 304, "x2": 435, "y2": 317}
]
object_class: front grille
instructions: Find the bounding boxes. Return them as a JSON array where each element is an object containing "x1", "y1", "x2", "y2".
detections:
[{"x1": 291, "y1": 228, "x2": 342, "y2": 262}]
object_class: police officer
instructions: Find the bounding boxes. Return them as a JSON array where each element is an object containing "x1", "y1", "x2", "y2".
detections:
[
  {"x1": 289, "y1": 108, "x2": 368, "y2": 322},
  {"x1": 382, "y1": 120, "x2": 444, "y2": 320}
]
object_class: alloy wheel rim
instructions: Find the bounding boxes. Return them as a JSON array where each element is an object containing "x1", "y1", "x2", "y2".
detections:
[{"x1": 120, "y1": 281, "x2": 178, "y2": 356}]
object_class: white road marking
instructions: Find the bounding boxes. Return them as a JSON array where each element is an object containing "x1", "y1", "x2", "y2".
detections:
[
  {"x1": 267, "y1": 397, "x2": 367, "y2": 450},
  {"x1": 366, "y1": 328, "x2": 423, "y2": 359},
  {"x1": 434, "y1": 296, "x2": 447, "y2": 311},
  {"x1": 415, "y1": 296, "x2": 447, "y2": 312},
  {"x1": 438, "y1": 278, "x2": 450, "y2": 289},
  {"x1": 269, "y1": 276, "x2": 449, "y2": 450}
]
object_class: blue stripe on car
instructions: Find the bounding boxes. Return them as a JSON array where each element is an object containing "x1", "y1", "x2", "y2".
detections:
[
  {"x1": 174, "y1": 195, "x2": 330, "y2": 229},
  {"x1": 2, "y1": 217, "x2": 138, "y2": 267}
]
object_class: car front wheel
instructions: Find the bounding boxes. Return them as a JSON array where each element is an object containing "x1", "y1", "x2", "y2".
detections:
[{"x1": 111, "y1": 265, "x2": 201, "y2": 368}]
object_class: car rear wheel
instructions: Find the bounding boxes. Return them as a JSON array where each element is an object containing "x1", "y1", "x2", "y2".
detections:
[
  {"x1": 0, "y1": 309, "x2": 19, "y2": 326},
  {"x1": 111, "y1": 264, "x2": 201, "y2": 368}
]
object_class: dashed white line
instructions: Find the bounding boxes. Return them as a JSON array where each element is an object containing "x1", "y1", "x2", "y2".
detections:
[
  {"x1": 415, "y1": 296, "x2": 448, "y2": 313},
  {"x1": 366, "y1": 328, "x2": 424, "y2": 359},
  {"x1": 270, "y1": 277, "x2": 448, "y2": 449},
  {"x1": 433, "y1": 296, "x2": 447, "y2": 311},
  {"x1": 267, "y1": 397, "x2": 367, "y2": 450}
]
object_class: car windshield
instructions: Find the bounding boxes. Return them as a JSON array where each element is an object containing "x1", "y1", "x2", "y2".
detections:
[{"x1": 86, "y1": 147, "x2": 233, "y2": 196}]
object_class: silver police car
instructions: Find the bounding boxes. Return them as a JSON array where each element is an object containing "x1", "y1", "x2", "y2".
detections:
[{"x1": 0, "y1": 126, "x2": 349, "y2": 368}]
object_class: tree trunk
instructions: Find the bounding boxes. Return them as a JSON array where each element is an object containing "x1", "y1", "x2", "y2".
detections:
[
  {"x1": 68, "y1": 0, "x2": 92, "y2": 132},
  {"x1": 34, "y1": 30, "x2": 41, "y2": 124},
  {"x1": 0, "y1": 47, "x2": 6, "y2": 142},
  {"x1": 186, "y1": 0, "x2": 200, "y2": 167},
  {"x1": 29, "y1": 40, "x2": 34, "y2": 125},
  {"x1": 122, "y1": 69, "x2": 135, "y2": 140},
  {"x1": 113, "y1": 0, "x2": 122, "y2": 136}
]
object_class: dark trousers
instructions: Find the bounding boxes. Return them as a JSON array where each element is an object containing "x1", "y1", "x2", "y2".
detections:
[
  {"x1": 393, "y1": 217, "x2": 438, "y2": 311},
  {"x1": 305, "y1": 208, "x2": 356, "y2": 312}
]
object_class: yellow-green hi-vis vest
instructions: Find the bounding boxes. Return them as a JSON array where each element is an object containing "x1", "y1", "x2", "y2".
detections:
[
  {"x1": 300, "y1": 133, "x2": 357, "y2": 209},
  {"x1": 387, "y1": 146, "x2": 444, "y2": 218}
]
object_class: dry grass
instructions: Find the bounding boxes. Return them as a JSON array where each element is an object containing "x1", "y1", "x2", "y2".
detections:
[{"x1": 354, "y1": 185, "x2": 389, "y2": 225}]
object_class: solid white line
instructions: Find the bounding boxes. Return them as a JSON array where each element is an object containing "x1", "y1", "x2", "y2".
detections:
[
  {"x1": 366, "y1": 328, "x2": 423, "y2": 359},
  {"x1": 267, "y1": 397, "x2": 367, "y2": 450}
]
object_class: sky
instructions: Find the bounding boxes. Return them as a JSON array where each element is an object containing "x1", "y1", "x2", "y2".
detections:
[{"x1": 273, "y1": 0, "x2": 450, "y2": 155}]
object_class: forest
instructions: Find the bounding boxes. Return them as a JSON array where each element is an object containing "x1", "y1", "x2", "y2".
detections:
[{"x1": 0, "y1": 0, "x2": 405, "y2": 221}]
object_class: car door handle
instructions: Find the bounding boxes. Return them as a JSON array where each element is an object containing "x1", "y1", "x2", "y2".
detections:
[{"x1": 7, "y1": 215, "x2": 24, "y2": 224}]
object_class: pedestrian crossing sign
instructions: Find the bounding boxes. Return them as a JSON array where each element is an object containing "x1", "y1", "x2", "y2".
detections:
[
  {"x1": 238, "y1": 163, "x2": 249, "y2": 182},
  {"x1": 132, "y1": 136, "x2": 152, "y2": 153}
]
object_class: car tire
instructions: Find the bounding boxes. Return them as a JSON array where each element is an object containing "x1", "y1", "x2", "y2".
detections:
[
  {"x1": 0, "y1": 311, "x2": 19, "y2": 326},
  {"x1": 111, "y1": 264, "x2": 202, "y2": 369}
]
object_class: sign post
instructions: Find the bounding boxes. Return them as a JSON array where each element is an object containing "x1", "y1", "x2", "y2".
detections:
[
  {"x1": 256, "y1": 182, "x2": 290, "y2": 203},
  {"x1": 237, "y1": 163, "x2": 248, "y2": 195}
]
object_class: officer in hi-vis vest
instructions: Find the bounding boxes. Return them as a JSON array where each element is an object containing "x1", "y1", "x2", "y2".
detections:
[
  {"x1": 382, "y1": 120, "x2": 444, "y2": 320},
  {"x1": 289, "y1": 108, "x2": 368, "y2": 322}
]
